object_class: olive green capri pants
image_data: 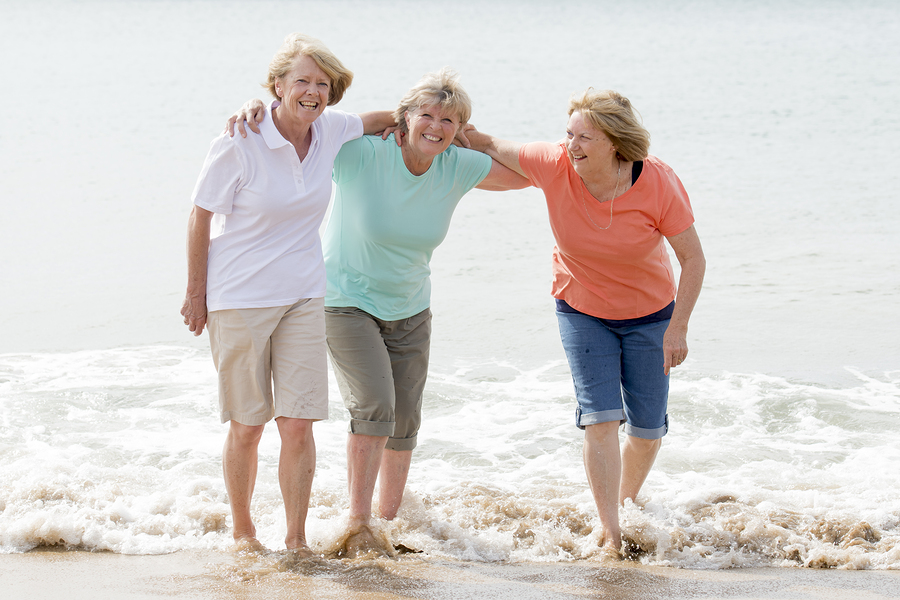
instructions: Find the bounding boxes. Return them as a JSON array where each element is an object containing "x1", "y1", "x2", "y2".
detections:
[{"x1": 324, "y1": 306, "x2": 432, "y2": 452}]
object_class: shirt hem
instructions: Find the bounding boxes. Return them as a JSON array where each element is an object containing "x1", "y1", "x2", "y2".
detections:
[{"x1": 208, "y1": 295, "x2": 325, "y2": 312}]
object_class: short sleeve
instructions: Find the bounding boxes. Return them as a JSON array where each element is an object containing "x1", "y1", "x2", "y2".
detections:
[
  {"x1": 518, "y1": 141, "x2": 566, "y2": 189},
  {"x1": 654, "y1": 161, "x2": 695, "y2": 237},
  {"x1": 333, "y1": 135, "x2": 376, "y2": 184},
  {"x1": 191, "y1": 134, "x2": 244, "y2": 215},
  {"x1": 452, "y1": 146, "x2": 493, "y2": 191},
  {"x1": 317, "y1": 108, "x2": 364, "y2": 154}
]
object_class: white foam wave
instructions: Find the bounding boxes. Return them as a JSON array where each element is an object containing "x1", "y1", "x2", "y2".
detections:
[{"x1": 1, "y1": 348, "x2": 898, "y2": 568}]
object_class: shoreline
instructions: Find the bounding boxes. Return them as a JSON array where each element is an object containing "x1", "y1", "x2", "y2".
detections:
[{"x1": 2, "y1": 549, "x2": 899, "y2": 600}]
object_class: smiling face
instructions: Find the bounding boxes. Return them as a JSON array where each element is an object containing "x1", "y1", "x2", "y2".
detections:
[
  {"x1": 403, "y1": 102, "x2": 461, "y2": 160},
  {"x1": 565, "y1": 110, "x2": 618, "y2": 181},
  {"x1": 273, "y1": 54, "x2": 331, "y2": 127}
]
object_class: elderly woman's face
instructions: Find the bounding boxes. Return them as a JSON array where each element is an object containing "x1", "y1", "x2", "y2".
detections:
[
  {"x1": 404, "y1": 103, "x2": 460, "y2": 158},
  {"x1": 565, "y1": 111, "x2": 617, "y2": 179},
  {"x1": 274, "y1": 54, "x2": 331, "y2": 125}
]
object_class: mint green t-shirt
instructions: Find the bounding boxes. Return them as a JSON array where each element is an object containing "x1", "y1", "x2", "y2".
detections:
[{"x1": 324, "y1": 134, "x2": 492, "y2": 320}]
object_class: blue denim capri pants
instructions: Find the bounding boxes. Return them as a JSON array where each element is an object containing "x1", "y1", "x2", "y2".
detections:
[{"x1": 556, "y1": 309, "x2": 670, "y2": 439}]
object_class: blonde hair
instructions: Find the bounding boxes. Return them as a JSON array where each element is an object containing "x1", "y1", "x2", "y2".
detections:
[
  {"x1": 264, "y1": 33, "x2": 353, "y2": 105},
  {"x1": 392, "y1": 68, "x2": 472, "y2": 134},
  {"x1": 568, "y1": 89, "x2": 650, "y2": 162}
]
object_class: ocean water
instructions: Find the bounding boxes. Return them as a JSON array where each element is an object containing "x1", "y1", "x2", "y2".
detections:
[{"x1": 1, "y1": 0, "x2": 899, "y2": 570}]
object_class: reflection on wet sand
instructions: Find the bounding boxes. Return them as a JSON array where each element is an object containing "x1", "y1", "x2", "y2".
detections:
[
  {"x1": 212, "y1": 548, "x2": 900, "y2": 600},
  {"x1": 4, "y1": 548, "x2": 900, "y2": 600}
]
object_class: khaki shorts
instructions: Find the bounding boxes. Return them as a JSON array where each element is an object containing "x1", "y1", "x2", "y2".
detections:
[
  {"x1": 324, "y1": 307, "x2": 431, "y2": 452},
  {"x1": 208, "y1": 298, "x2": 328, "y2": 425}
]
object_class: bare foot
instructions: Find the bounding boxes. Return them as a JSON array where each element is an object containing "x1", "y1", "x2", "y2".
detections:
[
  {"x1": 276, "y1": 546, "x2": 318, "y2": 570},
  {"x1": 231, "y1": 536, "x2": 267, "y2": 554},
  {"x1": 339, "y1": 524, "x2": 392, "y2": 559},
  {"x1": 594, "y1": 525, "x2": 624, "y2": 561},
  {"x1": 598, "y1": 525, "x2": 623, "y2": 551},
  {"x1": 285, "y1": 544, "x2": 315, "y2": 559},
  {"x1": 597, "y1": 544, "x2": 624, "y2": 562},
  {"x1": 285, "y1": 532, "x2": 312, "y2": 553}
]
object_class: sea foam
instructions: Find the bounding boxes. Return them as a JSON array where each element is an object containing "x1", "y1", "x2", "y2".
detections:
[{"x1": 1, "y1": 348, "x2": 898, "y2": 568}]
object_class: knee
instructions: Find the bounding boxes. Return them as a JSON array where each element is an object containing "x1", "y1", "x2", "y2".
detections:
[
  {"x1": 626, "y1": 435, "x2": 661, "y2": 453},
  {"x1": 277, "y1": 417, "x2": 314, "y2": 446},
  {"x1": 228, "y1": 422, "x2": 265, "y2": 447},
  {"x1": 584, "y1": 421, "x2": 620, "y2": 442}
]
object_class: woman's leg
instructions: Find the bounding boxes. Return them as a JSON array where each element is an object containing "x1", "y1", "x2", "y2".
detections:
[
  {"x1": 325, "y1": 308, "x2": 398, "y2": 531},
  {"x1": 269, "y1": 299, "x2": 330, "y2": 550},
  {"x1": 556, "y1": 309, "x2": 626, "y2": 549},
  {"x1": 378, "y1": 449, "x2": 412, "y2": 520},
  {"x1": 346, "y1": 432, "x2": 389, "y2": 527},
  {"x1": 378, "y1": 309, "x2": 431, "y2": 519},
  {"x1": 618, "y1": 319, "x2": 669, "y2": 503},
  {"x1": 583, "y1": 421, "x2": 624, "y2": 550},
  {"x1": 223, "y1": 421, "x2": 265, "y2": 542},
  {"x1": 209, "y1": 307, "x2": 280, "y2": 546},
  {"x1": 619, "y1": 435, "x2": 661, "y2": 503},
  {"x1": 275, "y1": 417, "x2": 316, "y2": 550}
]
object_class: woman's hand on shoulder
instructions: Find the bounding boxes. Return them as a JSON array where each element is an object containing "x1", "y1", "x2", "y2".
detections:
[
  {"x1": 458, "y1": 124, "x2": 491, "y2": 151},
  {"x1": 463, "y1": 124, "x2": 527, "y2": 179},
  {"x1": 224, "y1": 99, "x2": 267, "y2": 138},
  {"x1": 360, "y1": 111, "x2": 401, "y2": 145},
  {"x1": 379, "y1": 125, "x2": 404, "y2": 146}
]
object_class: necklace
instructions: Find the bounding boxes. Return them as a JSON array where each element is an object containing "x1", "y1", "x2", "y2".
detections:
[{"x1": 580, "y1": 160, "x2": 620, "y2": 230}]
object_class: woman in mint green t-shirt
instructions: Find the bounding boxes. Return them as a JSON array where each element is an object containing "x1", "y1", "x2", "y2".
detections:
[{"x1": 324, "y1": 69, "x2": 527, "y2": 556}]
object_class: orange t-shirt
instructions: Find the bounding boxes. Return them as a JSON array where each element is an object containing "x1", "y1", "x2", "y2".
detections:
[{"x1": 519, "y1": 142, "x2": 695, "y2": 320}]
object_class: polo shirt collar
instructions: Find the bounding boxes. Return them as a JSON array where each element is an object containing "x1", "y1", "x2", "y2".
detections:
[{"x1": 260, "y1": 100, "x2": 291, "y2": 150}]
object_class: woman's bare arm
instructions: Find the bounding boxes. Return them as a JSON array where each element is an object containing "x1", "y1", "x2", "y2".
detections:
[
  {"x1": 662, "y1": 225, "x2": 706, "y2": 374},
  {"x1": 180, "y1": 206, "x2": 214, "y2": 336},
  {"x1": 224, "y1": 102, "x2": 397, "y2": 140},
  {"x1": 460, "y1": 125, "x2": 527, "y2": 178},
  {"x1": 475, "y1": 159, "x2": 531, "y2": 191}
]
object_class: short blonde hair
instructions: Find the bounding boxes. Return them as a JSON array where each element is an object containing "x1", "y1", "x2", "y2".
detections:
[
  {"x1": 264, "y1": 33, "x2": 353, "y2": 105},
  {"x1": 568, "y1": 89, "x2": 650, "y2": 162},
  {"x1": 392, "y1": 68, "x2": 472, "y2": 134}
]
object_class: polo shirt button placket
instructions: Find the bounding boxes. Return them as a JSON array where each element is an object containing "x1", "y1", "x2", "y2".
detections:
[{"x1": 292, "y1": 156, "x2": 305, "y2": 194}]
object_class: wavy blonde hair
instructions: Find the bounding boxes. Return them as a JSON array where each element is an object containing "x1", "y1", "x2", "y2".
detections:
[
  {"x1": 264, "y1": 33, "x2": 353, "y2": 105},
  {"x1": 392, "y1": 68, "x2": 472, "y2": 134},
  {"x1": 568, "y1": 89, "x2": 650, "y2": 162}
]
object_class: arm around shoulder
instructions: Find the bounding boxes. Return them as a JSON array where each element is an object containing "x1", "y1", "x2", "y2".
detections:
[
  {"x1": 359, "y1": 111, "x2": 397, "y2": 136},
  {"x1": 476, "y1": 159, "x2": 531, "y2": 191},
  {"x1": 461, "y1": 125, "x2": 527, "y2": 178}
]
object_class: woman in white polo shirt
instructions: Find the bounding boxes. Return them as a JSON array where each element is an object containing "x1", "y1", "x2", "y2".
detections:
[{"x1": 180, "y1": 33, "x2": 395, "y2": 554}]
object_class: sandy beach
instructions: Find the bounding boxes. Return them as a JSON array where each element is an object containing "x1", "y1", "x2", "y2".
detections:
[{"x1": 2, "y1": 549, "x2": 899, "y2": 600}]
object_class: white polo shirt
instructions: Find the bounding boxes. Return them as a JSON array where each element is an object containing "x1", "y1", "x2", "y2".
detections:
[{"x1": 192, "y1": 101, "x2": 363, "y2": 311}]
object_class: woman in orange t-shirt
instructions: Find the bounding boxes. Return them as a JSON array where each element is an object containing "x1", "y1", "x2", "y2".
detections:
[{"x1": 463, "y1": 89, "x2": 706, "y2": 554}]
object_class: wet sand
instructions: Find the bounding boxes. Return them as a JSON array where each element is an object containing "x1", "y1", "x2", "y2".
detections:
[{"x1": 2, "y1": 549, "x2": 899, "y2": 600}]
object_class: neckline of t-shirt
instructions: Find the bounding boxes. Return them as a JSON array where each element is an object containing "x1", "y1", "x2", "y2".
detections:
[
  {"x1": 578, "y1": 166, "x2": 641, "y2": 205},
  {"x1": 395, "y1": 137, "x2": 443, "y2": 180}
]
